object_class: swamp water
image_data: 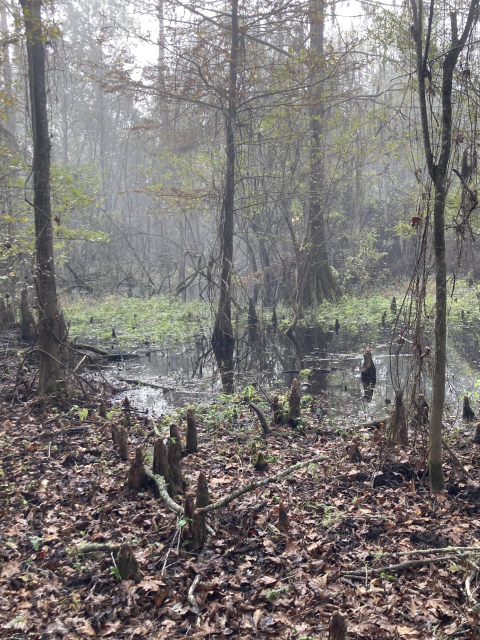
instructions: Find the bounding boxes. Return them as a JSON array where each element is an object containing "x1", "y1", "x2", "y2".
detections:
[{"x1": 104, "y1": 324, "x2": 480, "y2": 423}]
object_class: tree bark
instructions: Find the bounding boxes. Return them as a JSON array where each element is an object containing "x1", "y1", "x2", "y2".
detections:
[
  {"x1": 211, "y1": 0, "x2": 238, "y2": 393},
  {"x1": 19, "y1": 0, "x2": 63, "y2": 394},
  {"x1": 410, "y1": 0, "x2": 479, "y2": 493},
  {"x1": 300, "y1": 0, "x2": 340, "y2": 307}
]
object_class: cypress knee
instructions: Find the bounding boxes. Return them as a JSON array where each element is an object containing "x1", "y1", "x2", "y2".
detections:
[
  {"x1": 20, "y1": 287, "x2": 35, "y2": 343},
  {"x1": 183, "y1": 492, "x2": 197, "y2": 551},
  {"x1": 473, "y1": 422, "x2": 480, "y2": 444},
  {"x1": 186, "y1": 407, "x2": 198, "y2": 453},
  {"x1": 153, "y1": 437, "x2": 174, "y2": 497},
  {"x1": 463, "y1": 395, "x2": 476, "y2": 422},
  {"x1": 272, "y1": 395, "x2": 283, "y2": 424},
  {"x1": 328, "y1": 611, "x2": 347, "y2": 640},
  {"x1": 388, "y1": 389, "x2": 408, "y2": 446},
  {"x1": 195, "y1": 472, "x2": 210, "y2": 548},
  {"x1": 271, "y1": 304, "x2": 277, "y2": 325},
  {"x1": 167, "y1": 424, "x2": 187, "y2": 491},
  {"x1": 117, "y1": 426, "x2": 129, "y2": 460},
  {"x1": 278, "y1": 500, "x2": 289, "y2": 531},
  {"x1": 127, "y1": 447, "x2": 149, "y2": 491},
  {"x1": 288, "y1": 378, "x2": 301, "y2": 426},
  {"x1": 361, "y1": 346, "x2": 376, "y2": 383},
  {"x1": 111, "y1": 423, "x2": 119, "y2": 446},
  {"x1": 117, "y1": 543, "x2": 143, "y2": 582}
]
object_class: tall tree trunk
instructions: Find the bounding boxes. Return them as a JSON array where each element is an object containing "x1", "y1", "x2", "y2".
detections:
[
  {"x1": 1, "y1": 4, "x2": 15, "y2": 138},
  {"x1": 411, "y1": 0, "x2": 479, "y2": 493},
  {"x1": 211, "y1": 0, "x2": 238, "y2": 393},
  {"x1": 300, "y1": 0, "x2": 340, "y2": 307},
  {"x1": 19, "y1": 0, "x2": 62, "y2": 394}
]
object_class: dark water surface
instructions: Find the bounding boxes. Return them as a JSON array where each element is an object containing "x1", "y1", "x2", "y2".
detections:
[{"x1": 106, "y1": 324, "x2": 480, "y2": 421}]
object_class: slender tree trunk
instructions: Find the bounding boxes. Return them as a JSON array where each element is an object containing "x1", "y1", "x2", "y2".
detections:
[
  {"x1": 300, "y1": 0, "x2": 340, "y2": 307},
  {"x1": 411, "y1": 0, "x2": 479, "y2": 493},
  {"x1": 1, "y1": 4, "x2": 15, "y2": 138},
  {"x1": 19, "y1": 0, "x2": 63, "y2": 394},
  {"x1": 211, "y1": 0, "x2": 238, "y2": 393}
]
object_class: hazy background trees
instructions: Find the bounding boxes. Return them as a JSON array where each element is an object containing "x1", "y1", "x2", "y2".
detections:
[{"x1": 0, "y1": 0, "x2": 479, "y2": 321}]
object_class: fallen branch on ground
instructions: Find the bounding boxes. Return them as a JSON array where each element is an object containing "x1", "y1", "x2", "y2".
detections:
[
  {"x1": 342, "y1": 552, "x2": 480, "y2": 577},
  {"x1": 76, "y1": 543, "x2": 117, "y2": 555},
  {"x1": 120, "y1": 378, "x2": 174, "y2": 392},
  {"x1": 378, "y1": 545, "x2": 480, "y2": 559},
  {"x1": 144, "y1": 470, "x2": 183, "y2": 514},
  {"x1": 196, "y1": 453, "x2": 326, "y2": 515}
]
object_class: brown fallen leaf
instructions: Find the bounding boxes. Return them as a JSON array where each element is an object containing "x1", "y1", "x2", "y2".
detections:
[
  {"x1": 253, "y1": 608, "x2": 263, "y2": 628},
  {"x1": 1, "y1": 561, "x2": 20, "y2": 579},
  {"x1": 99, "y1": 620, "x2": 123, "y2": 636},
  {"x1": 76, "y1": 620, "x2": 96, "y2": 637},
  {"x1": 396, "y1": 625, "x2": 419, "y2": 638}
]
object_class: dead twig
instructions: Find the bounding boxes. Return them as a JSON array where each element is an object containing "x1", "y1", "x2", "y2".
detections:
[
  {"x1": 442, "y1": 438, "x2": 474, "y2": 479},
  {"x1": 342, "y1": 552, "x2": 480, "y2": 578}
]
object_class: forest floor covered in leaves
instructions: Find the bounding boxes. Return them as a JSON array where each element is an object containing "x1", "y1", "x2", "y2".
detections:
[{"x1": 1, "y1": 374, "x2": 480, "y2": 639}]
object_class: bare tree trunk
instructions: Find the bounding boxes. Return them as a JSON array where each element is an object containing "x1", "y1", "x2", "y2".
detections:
[
  {"x1": 411, "y1": 0, "x2": 479, "y2": 493},
  {"x1": 211, "y1": 0, "x2": 238, "y2": 393},
  {"x1": 19, "y1": 0, "x2": 63, "y2": 394},
  {"x1": 300, "y1": 0, "x2": 340, "y2": 307}
]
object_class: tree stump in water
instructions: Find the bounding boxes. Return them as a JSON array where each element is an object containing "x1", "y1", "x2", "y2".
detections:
[
  {"x1": 463, "y1": 395, "x2": 476, "y2": 422},
  {"x1": 288, "y1": 378, "x2": 301, "y2": 426},
  {"x1": 328, "y1": 611, "x2": 347, "y2": 640},
  {"x1": 388, "y1": 389, "x2": 408, "y2": 445},
  {"x1": 153, "y1": 437, "x2": 174, "y2": 497},
  {"x1": 167, "y1": 424, "x2": 187, "y2": 492},
  {"x1": 473, "y1": 423, "x2": 480, "y2": 444},
  {"x1": 117, "y1": 543, "x2": 142, "y2": 582},
  {"x1": 361, "y1": 347, "x2": 376, "y2": 384},
  {"x1": 20, "y1": 287, "x2": 35, "y2": 343},
  {"x1": 117, "y1": 427, "x2": 129, "y2": 460},
  {"x1": 271, "y1": 304, "x2": 277, "y2": 325},
  {"x1": 185, "y1": 408, "x2": 198, "y2": 453},
  {"x1": 127, "y1": 447, "x2": 149, "y2": 491},
  {"x1": 248, "y1": 297, "x2": 258, "y2": 326}
]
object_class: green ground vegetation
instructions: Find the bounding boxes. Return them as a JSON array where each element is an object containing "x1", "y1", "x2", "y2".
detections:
[
  {"x1": 63, "y1": 280, "x2": 480, "y2": 350},
  {"x1": 63, "y1": 294, "x2": 211, "y2": 349}
]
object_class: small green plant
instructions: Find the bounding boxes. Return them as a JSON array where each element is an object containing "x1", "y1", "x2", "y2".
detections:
[
  {"x1": 78, "y1": 407, "x2": 88, "y2": 420},
  {"x1": 29, "y1": 535, "x2": 43, "y2": 551},
  {"x1": 265, "y1": 585, "x2": 289, "y2": 601},
  {"x1": 6, "y1": 614, "x2": 26, "y2": 629},
  {"x1": 110, "y1": 565, "x2": 121, "y2": 580}
]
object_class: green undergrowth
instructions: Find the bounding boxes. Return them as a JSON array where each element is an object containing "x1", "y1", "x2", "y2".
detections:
[
  {"x1": 62, "y1": 280, "x2": 480, "y2": 351},
  {"x1": 62, "y1": 294, "x2": 211, "y2": 349}
]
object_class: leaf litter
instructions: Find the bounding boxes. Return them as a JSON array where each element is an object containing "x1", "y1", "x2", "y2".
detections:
[{"x1": 1, "y1": 378, "x2": 480, "y2": 639}]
